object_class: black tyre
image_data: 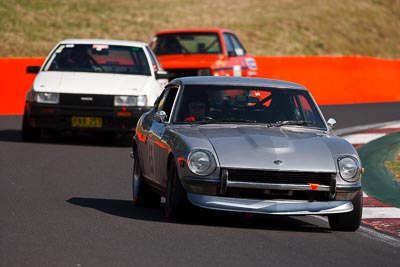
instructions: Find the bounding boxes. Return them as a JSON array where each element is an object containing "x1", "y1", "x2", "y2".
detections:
[
  {"x1": 132, "y1": 149, "x2": 161, "y2": 207},
  {"x1": 165, "y1": 158, "x2": 191, "y2": 221},
  {"x1": 21, "y1": 108, "x2": 41, "y2": 142},
  {"x1": 328, "y1": 190, "x2": 363, "y2": 231}
]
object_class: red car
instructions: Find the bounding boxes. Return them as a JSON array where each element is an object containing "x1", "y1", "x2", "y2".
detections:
[{"x1": 149, "y1": 28, "x2": 258, "y2": 80}]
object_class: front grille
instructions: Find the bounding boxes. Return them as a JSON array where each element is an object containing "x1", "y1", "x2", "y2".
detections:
[
  {"x1": 227, "y1": 169, "x2": 335, "y2": 186},
  {"x1": 59, "y1": 93, "x2": 114, "y2": 107}
]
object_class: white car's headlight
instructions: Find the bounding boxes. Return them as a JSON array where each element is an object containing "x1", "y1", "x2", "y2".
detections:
[
  {"x1": 33, "y1": 92, "x2": 60, "y2": 104},
  {"x1": 188, "y1": 150, "x2": 216, "y2": 176},
  {"x1": 114, "y1": 95, "x2": 147, "y2": 107},
  {"x1": 338, "y1": 157, "x2": 360, "y2": 182},
  {"x1": 137, "y1": 95, "x2": 147, "y2": 106}
]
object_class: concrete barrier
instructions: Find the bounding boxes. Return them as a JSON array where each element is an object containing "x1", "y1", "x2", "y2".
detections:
[{"x1": 1, "y1": 56, "x2": 399, "y2": 115}]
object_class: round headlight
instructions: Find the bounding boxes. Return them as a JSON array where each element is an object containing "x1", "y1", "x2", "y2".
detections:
[
  {"x1": 338, "y1": 157, "x2": 359, "y2": 182},
  {"x1": 188, "y1": 150, "x2": 216, "y2": 176}
]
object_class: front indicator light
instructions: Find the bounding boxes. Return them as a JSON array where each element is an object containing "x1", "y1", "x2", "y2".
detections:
[
  {"x1": 309, "y1": 183, "x2": 320, "y2": 190},
  {"x1": 40, "y1": 108, "x2": 56, "y2": 114}
]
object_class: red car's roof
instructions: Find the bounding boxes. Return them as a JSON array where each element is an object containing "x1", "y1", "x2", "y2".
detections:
[{"x1": 154, "y1": 28, "x2": 233, "y2": 35}]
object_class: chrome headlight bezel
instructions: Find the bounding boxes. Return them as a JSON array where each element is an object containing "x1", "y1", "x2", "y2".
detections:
[
  {"x1": 114, "y1": 95, "x2": 147, "y2": 107},
  {"x1": 32, "y1": 92, "x2": 60, "y2": 104},
  {"x1": 338, "y1": 156, "x2": 360, "y2": 182},
  {"x1": 187, "y1": 150, "x2": 216, "y2": 176}
]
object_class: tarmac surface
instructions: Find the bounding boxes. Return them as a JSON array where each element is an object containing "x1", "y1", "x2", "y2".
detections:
[
  {"x1": 339, "y1": 121, "x2": 400, "y2": 238},
  {"x1": 1, "y1": 103, "x2": 400, "y2": 266}
]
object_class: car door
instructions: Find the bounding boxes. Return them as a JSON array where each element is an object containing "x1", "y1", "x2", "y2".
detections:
[
  {"x1": 147, "y1": 86, "x2": 179, "y2": 187},
  {"x1": 137, "y1": 89, "x2": 168, "y2": 180},
  {"x1": 137, "y1": 108, "x2": 156, "y2": 179}
]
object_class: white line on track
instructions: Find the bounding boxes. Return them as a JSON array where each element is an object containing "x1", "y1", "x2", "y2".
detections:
[
  {"x1": 342, "y1": 133, "x2": 386, "y2": 144},
  {"x1": 362, "y1": 207, "x2": 400, "y2": 219}
]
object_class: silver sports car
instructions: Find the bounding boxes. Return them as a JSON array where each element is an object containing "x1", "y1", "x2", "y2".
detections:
[{"x1": 131, "y1": 76, "x2": 363, "y2": 231}]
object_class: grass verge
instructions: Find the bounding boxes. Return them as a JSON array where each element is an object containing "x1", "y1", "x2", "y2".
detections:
[
  {"x1": 1, "y1": 0, "x2": 399, "y2": 57},
  {"x1": 385, "y1": 153, "x2": 400, "y2": 182}
]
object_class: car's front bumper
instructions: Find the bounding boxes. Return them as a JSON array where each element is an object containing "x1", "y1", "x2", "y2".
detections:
[
  {"x1": 26, "y1": 102, "x2": 150, "y2": 133},
  {"x1": 182, "y1": 175, "x2": 361, "y2": 196},
  {"x1": 182, "y1": 172, "x2": 361, "y2": 215},
  {"x1": 187, "y1": 193, "x2": 354, "y2": 215}
]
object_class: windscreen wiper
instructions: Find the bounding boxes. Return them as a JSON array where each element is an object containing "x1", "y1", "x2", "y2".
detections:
[
  {"x1": 216, "y1": 118, "x2": 257, "y2": 123},
  {"x1": 271, "y1": 120, "x2": 317, "y2": 127},
  {"x1": 193, "y1": 117, "x2": 258, "y2": 124}
]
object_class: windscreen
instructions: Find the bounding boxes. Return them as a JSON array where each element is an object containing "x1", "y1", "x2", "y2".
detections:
[
  {"x1": 172, "y1": 85, "x2": 326, "y2": 129},
  {"x1": 43, "y1": 44, "x2": 151, "y2": 75},
  {"x1": 152, "y1": 33, "x2": 222, "y2": 55}
]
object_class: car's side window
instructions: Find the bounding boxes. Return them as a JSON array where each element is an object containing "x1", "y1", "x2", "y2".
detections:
[
  {"x1": 156, "y1": 86, "x2": 178, "y2": 121},
  {"x1": 155, "y1": 90, "x2": 168, "y2": 111},
  {"x1": 228, "y1": 34, "x2": 246, "y2": 56},
  {"x1": 292, "y1": 92, "x2": 325, "y2": 127},
  {"x1": 223, "y1": 33, "x2": 235, "y2": 56},
  {"x1": 223, "y1": 33, "x2": 246, "y2": 56}
]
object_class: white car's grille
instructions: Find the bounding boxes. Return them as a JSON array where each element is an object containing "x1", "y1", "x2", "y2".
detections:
[{"x1": 59, "y1": 94, "x2": 114, "y2": 107}]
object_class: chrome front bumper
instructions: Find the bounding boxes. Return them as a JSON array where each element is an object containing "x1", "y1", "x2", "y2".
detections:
[{"x1": 187, "y1": 193, "x2": 354, "y2": 215}]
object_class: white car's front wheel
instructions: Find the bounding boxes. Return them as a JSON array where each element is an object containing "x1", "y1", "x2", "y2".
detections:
[{"x1": 21, "y1": 107, "x2": 41, "y2": 142}]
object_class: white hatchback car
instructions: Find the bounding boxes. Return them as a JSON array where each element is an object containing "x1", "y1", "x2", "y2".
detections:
[{"x1": 22, "y1": 39, "x2": 168, "y2": 141}]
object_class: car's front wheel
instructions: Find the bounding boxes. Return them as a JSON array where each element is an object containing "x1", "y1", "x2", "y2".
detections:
[
  {"x1": 21, "y1": 107, "x2": 41, "y2": 142},
  {"x1": 328, "y1": 190, "x2": 363, "y2": 231},
  {"x1": 165, "y1": 158, "x2": 191, "y2": 221},
  {"x1": 132, "y1": 149, "x2": 160, "y2": 207}
]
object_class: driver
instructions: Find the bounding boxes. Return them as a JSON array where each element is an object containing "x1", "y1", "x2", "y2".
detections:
[
  {"x1": 184, "y1": 100, "x2": 207, "y2": 122},
  {"x1": 68, "y1": 46, "x2": 92, "y2": 69}
]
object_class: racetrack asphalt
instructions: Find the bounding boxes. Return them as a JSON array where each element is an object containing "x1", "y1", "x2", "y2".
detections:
[
  {"x1": 339, "y1": 121, "x2": 400, "y2": 238},
  {"x1": 1, "y1": 102, "x2": 400, "y2": 266}
]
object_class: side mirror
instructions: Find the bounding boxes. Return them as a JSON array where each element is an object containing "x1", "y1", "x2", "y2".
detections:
[
  {"x1": 155, "y1": 70, "x2": 169, "y2": 80},
  {"x1": 154, "y1": 110, "x2": 167, "y2": 123},
  {"x1": 156, "y1": 70, "x2": 169, "y2": 87},
  {"x1": 327, "y1": 118, "x2": 337, "y2": 129},
  {"x1": 26, "y1": 66, "x2": 41, "y2": 74}
]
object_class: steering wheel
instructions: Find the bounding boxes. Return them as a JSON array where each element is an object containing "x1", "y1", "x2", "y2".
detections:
[
  {"x1": 88, "y1": 56, "x2": 104, "y2": 72},
  {"x1": 199, "y1": 117, "x2": 214, "y2": 121}
]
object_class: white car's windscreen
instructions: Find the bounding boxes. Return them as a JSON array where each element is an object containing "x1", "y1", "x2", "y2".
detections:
[{"x1": 43, "y1": 44, "x2": 151, "y2": 75}]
